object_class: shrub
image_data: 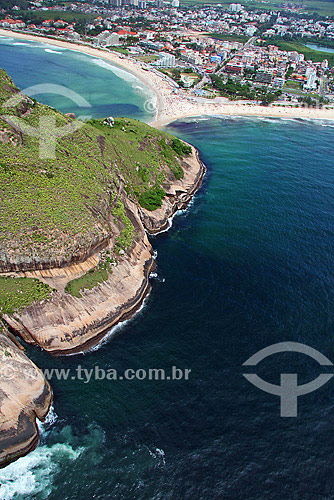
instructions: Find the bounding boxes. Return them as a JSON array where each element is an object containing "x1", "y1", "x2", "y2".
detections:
[
  {"x1": 139, "y1": 186, "x2": 166, "y2": 211},
  {"x1": 171, "y1": 138, "x2": 191, "y2": 157},
  {"x1": 138, "y1": 166, "x2": 150, "y2": 183}
]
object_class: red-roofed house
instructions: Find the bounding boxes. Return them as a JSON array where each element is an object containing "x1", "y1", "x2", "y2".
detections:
[{"x1": 0, "y1": 18, "x2": 25, "y2": 28}]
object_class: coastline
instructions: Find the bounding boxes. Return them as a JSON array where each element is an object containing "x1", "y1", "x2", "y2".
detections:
[
  {"x1": 2, "y1": 145, "x2": 206, "y2": 356},
  {"x1": 0, "y1": 332, "x2": 52, "y2": 468},
  {"x1": 0, "y1": 129, "x2": 205, "y2": 464},
  {"x1": 1, "y1": 29, "x2": 334, "y2": 125},
  {"x1": 0, "y1": 27, "x2": 328, "y2": 469}
]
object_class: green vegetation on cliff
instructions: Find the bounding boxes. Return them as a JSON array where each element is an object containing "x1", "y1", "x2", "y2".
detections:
[
  {"x1": 0, "y1": 68, "x2": 190, "y2": 262},
  {"x1": 0, "y1": 68, "x2": 192, "y2": 312},
  {"x1": 65, "y1": 267, "x2": 109, "y2": 298},
  {"x1": 0, "y1": 277, "x2": 52, "y2": 315}
]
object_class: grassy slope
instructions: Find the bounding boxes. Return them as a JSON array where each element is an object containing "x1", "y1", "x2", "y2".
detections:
[
  {"x1": 209, "y1": 33, "x2": 249, "y2": 43},
  {"x1": 0, "y1": 68, "x2": 190, "y2": 314},
  {"x1": 0, "y1": 69, "x2": 187, "y2": 258},
  {"x1": 18, "y1": 10, "x2": 96, "y2": 23},
  {"x1": 263, "y1": 40, "x2": 334, "y2": 66},
  {"x1": 0, "y1": 277, "x2": 52, "y2": 315},
  {"x1": 182, "y1": 0, "x2": 333, "y2": 17}
]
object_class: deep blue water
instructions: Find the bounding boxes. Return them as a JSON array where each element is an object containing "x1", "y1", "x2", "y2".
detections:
[{"x1": 0, "y1": 41, "x2": 334, "y2": 500}]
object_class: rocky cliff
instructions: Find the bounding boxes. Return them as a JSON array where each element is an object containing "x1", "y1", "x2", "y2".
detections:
[
  {"x1": 0, "y1": 332, "x2": 52, "y2": 467},
  {"x1": 2, "y1": 145, "x2": 205, "y2": 354},
  {"x1": 0, "y1": 67, "x2": 205, "y2": 466}
]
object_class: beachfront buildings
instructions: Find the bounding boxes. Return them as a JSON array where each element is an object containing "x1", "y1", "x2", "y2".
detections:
[
  {"x1": 94, "y1": 30, "x2": 120, "y2": 46},
  {"x1": 156, "y1": 53, "x2": 176, "y2": 67},
  {"x1": 304, "y1": 68, "x2": 317, "y2": 90},
  {"x1": 0, "y1": 18, "x2": 25, "y2": 29},
  {"x1": 1, "y1": 0, "x2": 333, "y2": 103}
]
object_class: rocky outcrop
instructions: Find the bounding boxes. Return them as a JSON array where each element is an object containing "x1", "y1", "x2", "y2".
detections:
[
  {"x1": 0, "y1": 334, "x2": 52, "y2": 468},
  {"x1": 0, "y1": 136, "x2": 204, "y2": 469},
  {"x1": 139, "y1": 146, "x2": 206, "y2": 234},
  {"x1": 3, "y1": 145, "x2": 205, "y2": 355},
  {"x1": 4, "y1": 228, "x2": 154, "y2": 355},
  {"x1": 0, "y1": 233, "x2": 110, "y2": 273},
  {"x1": 2, "y1": 196, "x2": 153, "y2": 355}
]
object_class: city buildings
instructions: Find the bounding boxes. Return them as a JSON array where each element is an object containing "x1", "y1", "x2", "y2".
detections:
[
  {"x1": 1, "y1": 0, "x2": 333, "y2": 103},
  {"x1": 156, "y1": 52, "x2": 176, "y2": 67}
]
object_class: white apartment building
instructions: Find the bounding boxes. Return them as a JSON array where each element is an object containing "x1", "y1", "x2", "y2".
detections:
[{"x1": 157, "y1": 52, "x2": 176, "y2": 67}]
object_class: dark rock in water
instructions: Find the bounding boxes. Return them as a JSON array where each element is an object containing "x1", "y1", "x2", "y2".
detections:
[{"x1": 65, "y1": 112, "x2": 76, "y2": 119}]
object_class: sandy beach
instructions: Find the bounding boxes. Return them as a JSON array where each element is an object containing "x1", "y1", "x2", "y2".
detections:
[{"x1": 1, "y1": 28, "x2": 334, "y2": 125}]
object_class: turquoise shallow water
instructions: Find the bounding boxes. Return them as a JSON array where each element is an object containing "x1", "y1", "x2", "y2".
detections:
[
  {"x1": 1, "y1": 41, "x2": 334, "y2": 500},
  {"x1": 0, "y1": 36, "x2": 154, "y2": 120}
]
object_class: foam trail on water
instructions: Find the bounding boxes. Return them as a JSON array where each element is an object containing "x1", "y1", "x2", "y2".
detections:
[
  {"x1": 69, "y1": 293, "x2": 151, "y2": 355},
  {"x1": 45, "y1": 49, "x2": 62, "y2": 55},
  {"x1": 11, "y1": 42, "x2": 30, "y2": 46},
  {"x1": 0, "y1": 441, "x2": 81, "y2": 500},
  {"x1": 89, "y1": 58, "x2": 154, "y2": 101}
]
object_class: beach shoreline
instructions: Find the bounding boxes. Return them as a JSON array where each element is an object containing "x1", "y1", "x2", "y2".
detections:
[{"x1": 1, "y1": 28, "x2": 334, "y2": 125}]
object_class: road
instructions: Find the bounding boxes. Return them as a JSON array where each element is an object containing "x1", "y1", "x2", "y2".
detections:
[{"x1": 216, "y1": 36, "x2": 257, "y2": 76}]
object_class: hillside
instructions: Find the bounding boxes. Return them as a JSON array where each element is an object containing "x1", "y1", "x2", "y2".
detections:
[
  {"x1": 0, "y1": 68, "x2": 197, "y2": 317},
  {"x1": 0, "y1": 67, "x2": 205, "y2": 466}
]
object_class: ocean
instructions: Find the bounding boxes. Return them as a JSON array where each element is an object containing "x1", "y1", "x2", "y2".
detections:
[
  {"x1": 0, "y1": 36, "x2": 155, "y2": 121},
  {"x1": 0, "y1": 40, "x2": 334, "y2": 500}
]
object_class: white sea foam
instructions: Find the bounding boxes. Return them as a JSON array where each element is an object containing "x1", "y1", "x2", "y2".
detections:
[
  {"x1": 194, "y1": 117, "x2": 211, "y2": 122},
  {"x1": 11, "y1": 42, "x2": 30, "y2": 46},
  {"x1": 37, "y1": 405, "x2": 58, "y2": 437},
  {"x1": 148, "y1": 199, "x2": 196, "y2": 237},
  {"x1": 91, "y1": 57, "x2": 139, "y2": 82},
  {"x1": 71, "y1": 293, "x2": 151, "y2": 355},
  {"x1": 0, "y1": 406, "x2": 61, "y2": 499},
  {"x1": 149, "y1": 271, "x2": 165, "y2": 282},
  {"x1": 44, "y1": 48, "x2": 62, "y2": 54},
  {"x1": 44, "y1": 406, "x2": 58, "y2": 427},
  {"x1": 0, "y1": 441, "x2": 81, "y2": 500},
  {"x1": 147, "y1": 447, "x2": 166, "y2": 466},
  {"x1": 181, "y1": 114, "x2": 334, "y2": 128},
  {"x1": 89, "y1": 58, "x2": 153, "y2": 101}
]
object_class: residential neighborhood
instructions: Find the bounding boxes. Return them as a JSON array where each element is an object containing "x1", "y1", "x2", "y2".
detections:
[{"x1": 1, "y1": 0, "x2": 333, "y2": 104}]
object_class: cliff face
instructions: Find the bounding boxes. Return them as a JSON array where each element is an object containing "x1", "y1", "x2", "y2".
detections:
[
  {"x1": 3, "y1": 147, "x2": 205, "y2": 355},
  {"x1": 0, "y1": 67, "x2": 205, "y2": 466},
  {"x1": 0, "y1": 69, "x2": 199, "y2": 275},
  {"x1": 0, "y1": 333, "x2": 52, "y2": 467},
  {"x1": 138, "y1": 147, "x2": 205, "y2": 234},
  {"x1": 4, "y1": 198, "x2": 154, "y2": 354}
]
